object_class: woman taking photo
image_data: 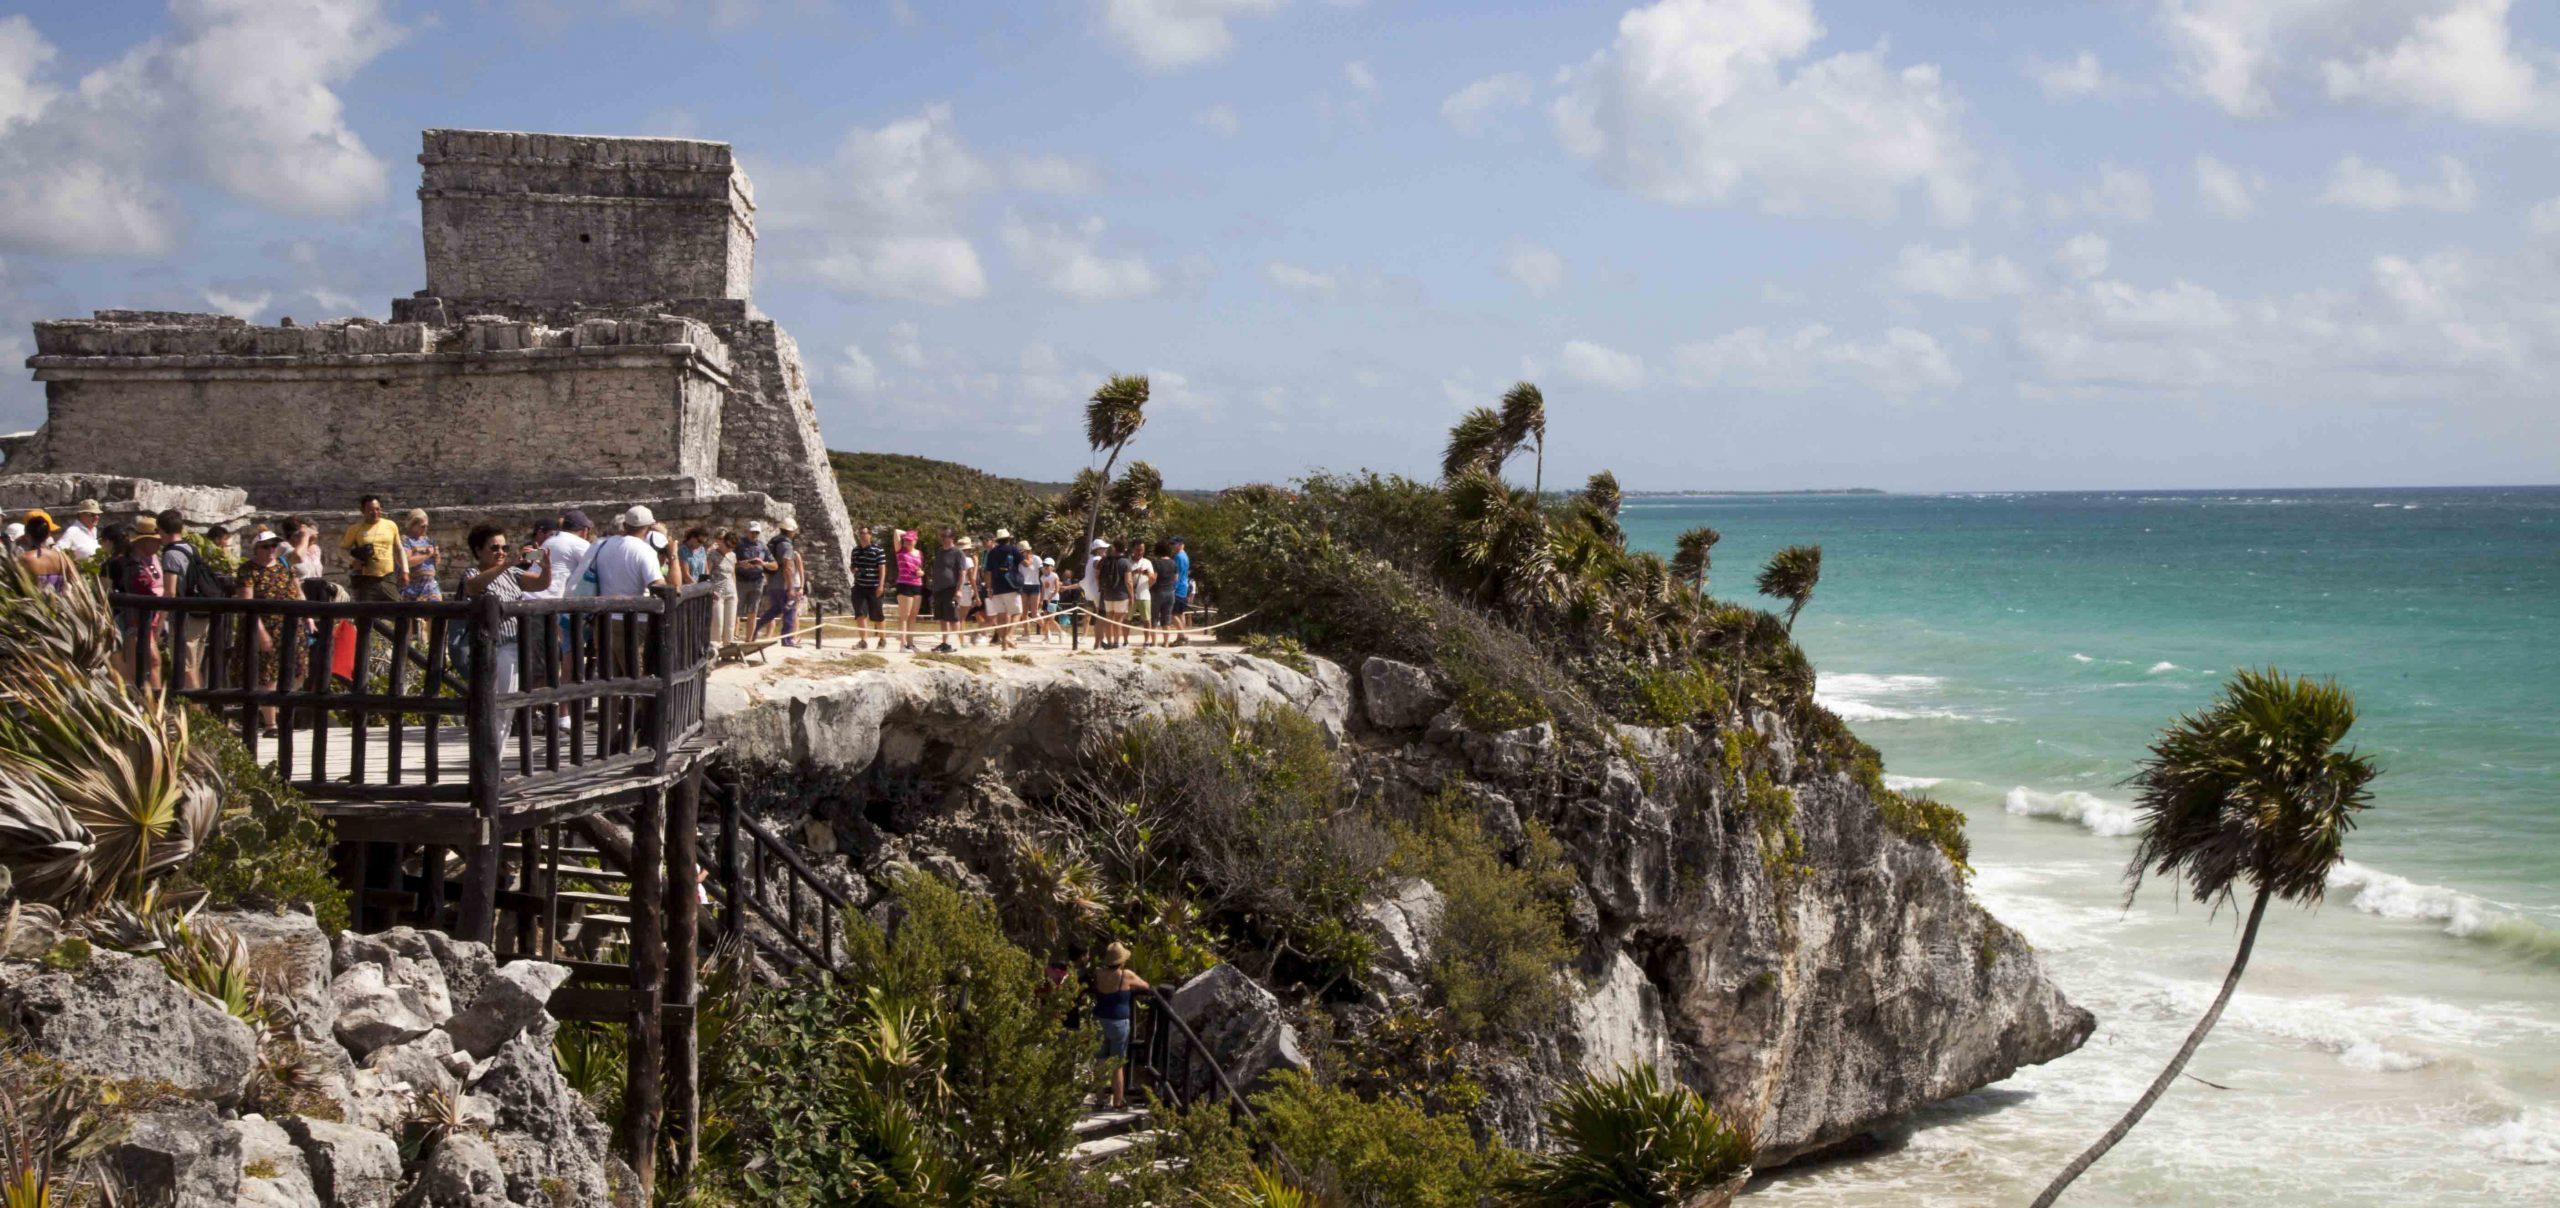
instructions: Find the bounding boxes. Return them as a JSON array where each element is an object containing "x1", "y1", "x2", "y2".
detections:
[{"x1": 459, "y1": 525, "x2": 552, "y2": 745}]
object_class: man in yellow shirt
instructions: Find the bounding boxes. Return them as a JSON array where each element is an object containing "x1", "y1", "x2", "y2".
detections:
[{"x1": 341, "y1": 494, "x2": 406, "y2": 602}]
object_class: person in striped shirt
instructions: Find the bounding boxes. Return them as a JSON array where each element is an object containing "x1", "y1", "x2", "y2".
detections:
[{"x1": 846, "y1": 525, "x2": 890, "y2": 648}]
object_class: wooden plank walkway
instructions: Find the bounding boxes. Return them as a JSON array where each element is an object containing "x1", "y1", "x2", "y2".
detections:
[{"x1": 253, "y1": 725, "x2": 474, "y2": 789}]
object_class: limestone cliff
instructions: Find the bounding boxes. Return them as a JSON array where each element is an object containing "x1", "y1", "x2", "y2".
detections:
[{"x1": 706, "y1": 646, "x2": 2090, "y2": 1165}]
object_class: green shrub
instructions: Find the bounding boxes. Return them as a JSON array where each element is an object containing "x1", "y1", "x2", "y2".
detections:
[
  {"x1": 1877, "y1": 790, "x2": 1972, "y2": 883},
  {"x1": 703, "y1": 872, "x2": 1091, "y2": 1206},
  {"x1": 1389, "y1": 803, "x2": 1573, "y2": 1041},
  {"x1": 1626, "y1": 660, "x2": 1728, "y2": 729},
  {"x1": 1240, "y1": 633, "x2": 1313, "y2": 675},
  {"x1": 1075, "y1": 697, "x2": 1387, "y2": 988},
  {"x1": 1741, "y1": 771, "x2": 1809, "y2": 887},
  {"x1": 1253, "y1": 1071, "x2": 1519, "y2": 1208},
  {"x1": 179, "y1": 711, "x2": 349, "y2": 932},
  {"x1": 1503, "y1": 1063, "x2": 1752, "y2": 1207}
]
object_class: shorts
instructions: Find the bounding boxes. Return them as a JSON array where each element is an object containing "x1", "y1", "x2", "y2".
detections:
[
  {"x1": 1098, "y1": 1017, "x2": 1131, "y2": 1059},
  {"x1": 848, "y1": 590, "x2": 885, "y2": 621},
  {"x1": 896, "y1": 583, "x2": 925, "y2": 599},
  {"x1": 1131, "y1": 596, "x2": 1151, "y2": 623},
  {"x1": 930, "y1": 588, "x2": 959, "y2": 623},
  {"x1": 985, "y1": 591, "x2": 1022, "y2": 617},
  {"x1": 1167, "y1": 594, "x2": 1189, "y2": 618},
  {"x1": 1102, "y1": 598, "x2": 1128, "y2": 616}
]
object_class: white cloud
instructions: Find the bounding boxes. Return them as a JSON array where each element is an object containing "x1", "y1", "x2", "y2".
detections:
[
  {"x1": 1264, "y1": 260, "x2": 1338, "y2": 295},
  {"x1": 2319, "y1": 0, "x2": 2541, "y2": 123},
  {"x1": 1503, "y1": 243, "x2": 1566, "y2": 295},
  {"x1": 1886, "y1": 243, "x2": 2029, "y2": 300},
  {"x1": 1343, "y1": 59, "x2": 1378, "y2": 96},
  {"x1": 1002, "y1": 216, "x2": 1159, "y2": 300},
  {"x1": 768, "y1": 104, "x2": 994, "y2": 302},
  {"x1": 1009, "y1": 153, "x2": 1100, "y2": 194},
  {"x1": 202, "y1": 288, "x2": 270, "y2": 318},
  {"x1": 1098, "y1": 0, "x2": 1286, "y2": 71},
  {"x1": 2056, "y1": 232, "x2": 2111, "y2": 280},
  {"x1": 2055, "y1": 163, "x2": 2155, "y2": 224},
  {"x1": 2026, "y1": 49, "x2": 2116, "y2": 99},
  {"x1": 2163, "y1": 0, "x2": 2553, "y2": 125},
  {"x1": 0, "y1": 2, "x2": 402, "y2": 256},
  {"x1": 835, "y1": 343, "x2": 883, "y2": 393},
  {"x1": 1559, "y1": 339, "x2": 1646, "y2": 390},
  {"x1": 1194, "y1": 103, "x2": 1242, "y2": 137},
  {"x1": 886, "y1": 320, "x2": 926, "y2": 368},
  {"x1": 2194, "y1": 154, "x2": 2259, "y2": 218},
  {"x1": 2017, "y1": 249, "x2": 2556, "y2": 406},
  {"x1": 1442, "y1": 71, "x2": 1534, "y2": 135},
  {"x1": 2529, "y1": 196, "x2": 2560, "y2": 240},
  {"x1": 1550, "y1": 0, "x2": 1979, "y2": 223},
  {"x1": 1674, "y1": 323, "x2": 1959, "y2": 394},
  {"x1": 2318, "y1": 154, "x2": 2476, "y2": 212},
  {"x1": 304, "y1": 286, "x2": 363, "y2": 314}
]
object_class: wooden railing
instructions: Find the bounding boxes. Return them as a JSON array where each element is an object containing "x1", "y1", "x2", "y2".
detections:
[{"x1": 110, "y1": 582, "x2": 720, "y2": 811}]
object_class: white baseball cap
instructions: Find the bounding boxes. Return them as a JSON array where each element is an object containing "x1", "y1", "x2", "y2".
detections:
[
  {"x1": 645, "y1": 529, "x2": 670, "y2": 551},
  {"x1": 745, "y1": 521, "x2": 763, "y2": 533},
  {"x1": 622, "y1": 505, "x2": 656, "y2": 529},
  {"x1": 1090, "y1": 538, "x2": 1110, "y2": 550}
]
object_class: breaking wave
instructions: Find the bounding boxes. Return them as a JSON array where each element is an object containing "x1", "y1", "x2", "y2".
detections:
[
  {"x1": 2003, "y1": 786, "x2": 2145, "y2": 837},
  {"x1": 2327, "y1": 861, "x2": 2560, "y2": 964}
]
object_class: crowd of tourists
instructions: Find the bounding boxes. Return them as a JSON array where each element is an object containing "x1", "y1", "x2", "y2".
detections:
[{"x1": 9, "y1": 494, "x2": 1203, "y2": 694}]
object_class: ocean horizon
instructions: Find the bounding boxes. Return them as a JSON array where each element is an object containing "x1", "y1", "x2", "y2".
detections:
[{"x1": 1624, "y1": 485, "x2": 2560, "y2": 1204}]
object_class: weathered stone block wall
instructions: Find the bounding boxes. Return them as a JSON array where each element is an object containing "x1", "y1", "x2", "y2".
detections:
[
  {"x1": 24, "y1": 314, "x2": 730, "y2": 502},
  {"x1": 419, "y1": 129, "x2": 754, "y2": 304}
]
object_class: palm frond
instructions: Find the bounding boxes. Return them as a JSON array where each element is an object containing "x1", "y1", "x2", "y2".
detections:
[
  {"x1": 1441, "y1": 407, "x2": 1510, "y2": 481},
  {"x1": 1498, "y1": 381, "x2": 1546, "y2": 447},
  {"x1": 2125, "y1": 668, "x2": 2378, "y2": 908},
  {"x1": 1670, "y1": 526, "x2": 1722, "y2": 590},
  {"x1": 1755, "y1": 545, "x2": 1822, "y2": 632},
  {"x1": 1086, "y1": 375, "x2": 1151, "y2": 453},
  {"x1": 1504, "y1": 1063, "x2": 1751, "y2": 1206}
]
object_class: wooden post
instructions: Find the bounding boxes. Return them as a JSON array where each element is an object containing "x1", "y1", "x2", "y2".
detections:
[
  {"x1": 622, "y1": 784, "x2": 668, "y2": 1198},
  {"x1": 646, "y1": 587, "x2": 674, "y2": 771},
  {"x1": 457, "y1": 591, "x2": 505, "y2": 944},
  {"x1": 717, "y1": 777, "x2": 742, "y2": 943},
  {"x1": 664, "y1": 766, "x2": 702, "y2": 1181}
]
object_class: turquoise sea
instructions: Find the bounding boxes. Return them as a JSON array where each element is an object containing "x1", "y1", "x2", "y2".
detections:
[{"x1": 1621, "y1": 487, "x2": 2560, "y2": 1205}]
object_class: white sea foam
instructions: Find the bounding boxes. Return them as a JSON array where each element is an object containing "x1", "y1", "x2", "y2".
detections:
[
  {"x1": 1881, "y1": 774, "x2": 1943, "y2": 792},
  {"x1": 2472, "y1": 1108, "x2": 2560, "y2": 1165},
  {"x1": 2147, "y1": 660, "x2": 2180, "y2": 674},
  {"x1": 1814, "y1": 673, "x2": 1981, "y2": 722},
  {"x1": 2069, "y1": 652, "x2": 2094, "y2": 663},
  {"x1": 2325, "y1": 861, "x2": 2560, "y2": 961},
  {"x1": 2003, "y1": 786, "x2": 2144, "y2": 837}
]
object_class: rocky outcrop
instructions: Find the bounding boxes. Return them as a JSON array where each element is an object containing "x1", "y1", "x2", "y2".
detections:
[
  {"x1": 1168, "y1": 964, "x2": 1312, "y2": 1099},
  {"x1": 0, "y1": 913, "x2": 633, "y2": 1208},
  {"x1": 707, "y1": 645, "x2": 2089, "y2": 1167},
  {"x1": 710, "y1": 647, "x2": 1350, "y2": 773}
]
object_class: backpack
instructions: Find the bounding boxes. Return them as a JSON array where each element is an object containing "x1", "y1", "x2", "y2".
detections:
[{"x1": 164, "y1": 542, "x2": 232, "y2": 600}]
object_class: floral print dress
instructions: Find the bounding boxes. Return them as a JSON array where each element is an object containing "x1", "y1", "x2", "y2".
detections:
[{"x1": 245, "y1": 560, "x2": 302, "y2": 683}]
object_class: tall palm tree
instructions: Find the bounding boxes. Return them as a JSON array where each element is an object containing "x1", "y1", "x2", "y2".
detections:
[
  {"x1": 1442, "y1": 406, "x2": 1510, "y2": 481},
  {"x1": 1109, "y1": 460, "x2": 1164, "y2": 519},
  {"x1": 1755, "y1": 545, "x2": 1821, "y2": 633},
  {"x1": 1080, "y1": 375, "x2": 1149, "y2": 562},
  {"x1": 1670, "y1": 526, "x2": 1722, "y2": 594},
  {"x1": 1499, "y1": 381, "x2": 1547, "y2": 496},
  {"x1": 2032, "y1": 669, "x2": 2378, "y2": 1207}
]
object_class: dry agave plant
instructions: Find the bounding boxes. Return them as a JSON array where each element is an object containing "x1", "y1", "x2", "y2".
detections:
[{"x1": 0, "y1": 561, "x2": 119, "y2": 680}]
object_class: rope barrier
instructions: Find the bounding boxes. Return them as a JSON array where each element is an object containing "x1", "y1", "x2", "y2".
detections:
[{"x1": 1057, "y1": 604, "x2": 1258, "y2": 639}]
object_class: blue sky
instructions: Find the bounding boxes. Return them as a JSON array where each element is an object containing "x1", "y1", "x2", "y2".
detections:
[{"x1": 3, "y1": 0, "x2": 2558, "y2": 491}]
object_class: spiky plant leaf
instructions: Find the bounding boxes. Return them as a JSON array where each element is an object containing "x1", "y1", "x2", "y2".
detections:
[
  {"x1": 1670, "y1": 526, "x2": 1721, "y2": 591},
  {"x1": 0, "y1": 561, "x2": 119, "y2": 680},
  {"x1": 0, "y1": 655, "x2": 218, "y2": 913},
  {"x1": 1086, "y1": 375, "x2": 1150, "y2": 453},
  {"x1": 1503, "y1": 1063, "x2": 1752, "y2": 1207}
]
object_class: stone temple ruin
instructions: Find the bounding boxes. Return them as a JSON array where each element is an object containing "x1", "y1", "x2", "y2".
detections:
[{"x1": 0, "y1": 128, "x2": 855, "y2": 591}]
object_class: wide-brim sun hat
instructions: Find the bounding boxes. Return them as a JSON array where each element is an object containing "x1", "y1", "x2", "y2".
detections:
[
  {"x1": 995, "y1": 528, "x2": 1012, "y2": 539},
  {"x1": 74, "y1": 498, "x2": 101, "y2": 516},
  {"x1": 1104, "y1": 941, "x2": 1131, "y2": 965}
]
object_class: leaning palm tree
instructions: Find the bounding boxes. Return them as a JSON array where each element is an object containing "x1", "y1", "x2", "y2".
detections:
[
  {"x1": 1755, "y1": 544, "x2": 1821, "y2": 633},
  {"x1": 2032, "y1": 669, "x2": 2378, "y2": 1207},
  {"x1": 1080, "y1": 374, "x2": 1150, "y2": 560},
  {"x1": 1499, "y1": 381, "x2": 1547, "y2": 496},
  {"x1": 1442, "y1": 406, "x2": 1510, "y2": 481},
  {"x1": 1108, "y1": 460, "x2": 1164, "y2": 519},
  {"x1": 1670, "y1": 525, "x2": 1722, "y2": 594}
]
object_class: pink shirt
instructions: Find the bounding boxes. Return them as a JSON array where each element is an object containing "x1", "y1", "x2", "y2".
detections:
[{"x1": 896, "y1": 548, "x2": 924, "y2": 587}]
